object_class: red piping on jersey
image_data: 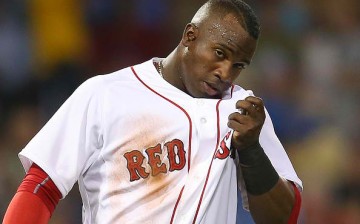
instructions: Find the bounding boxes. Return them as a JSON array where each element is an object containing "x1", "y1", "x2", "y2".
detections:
[
  {"x1": 191, "y1": 84, "x2": 235, "y2": 223},
  {"x1": 192, "y1": 99, "x2": 223, "y2": 224},
  {"x1": 287, "y1": 182, "x2": 302, "y2": 224},
  {"x1": 131, "y1": 67, "x2": 192, "y2": 223},
  {"x1": 170, "y1": 185, "x2": 185, "y2": 223},
  {"x1": 131, "y1": 66, "x2": 193, "y2": 172}
]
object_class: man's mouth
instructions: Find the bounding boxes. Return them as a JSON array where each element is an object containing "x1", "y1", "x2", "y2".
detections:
[{"x1": 203, "y1": 81, "x2": 221, "y2": 97}]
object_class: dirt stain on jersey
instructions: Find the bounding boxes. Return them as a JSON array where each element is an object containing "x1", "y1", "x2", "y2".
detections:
[{"x1": 106, "y1": 112, "x2": 179, "y2": 222}]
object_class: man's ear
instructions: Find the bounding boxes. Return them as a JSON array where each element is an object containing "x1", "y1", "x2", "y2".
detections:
[{"x1": 181, "y1": 23, "x2": 199, "y2": 47}]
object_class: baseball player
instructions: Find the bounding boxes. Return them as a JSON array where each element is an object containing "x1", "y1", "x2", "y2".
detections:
[{"x1": 3, "y1": 0, "x2": 302, "y2": 223}]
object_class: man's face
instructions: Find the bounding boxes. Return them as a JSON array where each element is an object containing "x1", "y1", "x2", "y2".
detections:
[{"x1": 181, "y1": 14, "x2": 257, "y2": 99}]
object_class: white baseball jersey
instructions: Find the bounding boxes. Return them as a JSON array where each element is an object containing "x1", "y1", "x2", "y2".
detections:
[{"x1": 19, "y1": 58, "x2": 302, "y2": 224}]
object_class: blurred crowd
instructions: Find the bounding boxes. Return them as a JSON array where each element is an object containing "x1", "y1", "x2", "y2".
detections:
[{"x1": 0, "y1": 0, "x2": 359, "y2": 223}]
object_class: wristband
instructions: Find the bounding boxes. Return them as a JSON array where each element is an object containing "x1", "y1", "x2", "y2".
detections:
[{"x1": 237, "y1": 142, "x2": 279, "y2": 195}]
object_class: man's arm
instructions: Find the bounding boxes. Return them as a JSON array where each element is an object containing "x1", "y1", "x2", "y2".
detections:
[
  {"x1": 3, "y1": 164, "x2": 62, "y2": 224},
  {"x1": 243, "y1": 163, "x2": 301, "y2": 223},
  {"x1": 237, "y1": 141, "x2": 301, "y2": 223},
  {"x1": 228, "y1": 96, "x2": 301, "y2": 223},
  {"x1": 3, "y1": 191, "x2": 51, "y2": 224},
  {"x1": 248, "y1": 179, "x2": 300, "y2": 223}
]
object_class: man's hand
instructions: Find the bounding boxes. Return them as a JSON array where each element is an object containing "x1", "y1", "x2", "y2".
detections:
[
  {"x1": 227, "y1": 96, "x2": 299, "y2": 223},
  {"x1": 227, "y1": 96, "x2": 265, "y2": 150}
]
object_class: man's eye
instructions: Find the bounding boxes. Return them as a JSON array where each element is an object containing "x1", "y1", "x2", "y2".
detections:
[
  {"x1": 235, "y1": 63, "x2": 247, "y2": 70},
  {"x1": 215, "y1": 49, "x2": 225, "y2": 58}
]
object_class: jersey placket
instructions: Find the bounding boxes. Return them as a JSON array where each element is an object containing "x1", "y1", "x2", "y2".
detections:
[{"x1": 172, "y1": 98, "x2": 220, "y2": 223}]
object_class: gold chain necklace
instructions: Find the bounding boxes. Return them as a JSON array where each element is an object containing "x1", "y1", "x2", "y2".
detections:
[{"x1": 157, "y1": 60, "x2": 164, "y2": 78}]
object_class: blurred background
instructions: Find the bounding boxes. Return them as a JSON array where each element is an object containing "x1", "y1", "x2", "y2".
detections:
[{"x1": 0, "y1": 0, "x2": 359, "y2": 223}]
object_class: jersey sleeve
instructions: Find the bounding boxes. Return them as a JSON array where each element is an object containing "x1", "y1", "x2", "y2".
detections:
[
  {"x1": 260, "y1": 108, "x2": 303, "y2": 186},
  {"x1": 237, "y1": 108, "x2": 303, "y2": 211},
  {"x1": 19, "y1": 75, "x2": 105, "y2": 198}
]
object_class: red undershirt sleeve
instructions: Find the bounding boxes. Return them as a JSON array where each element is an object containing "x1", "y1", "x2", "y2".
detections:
[
  {"x1": 287, "y1": 182, "x2": 302, "y2": 224},
  {"x1": 3, "y1": 163, "x2": 62, "y2": 224}
]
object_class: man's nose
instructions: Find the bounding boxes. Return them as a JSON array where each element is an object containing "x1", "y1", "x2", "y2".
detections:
[{"x1": 217, "y1": 61, "x2": 234, "y2": 83}]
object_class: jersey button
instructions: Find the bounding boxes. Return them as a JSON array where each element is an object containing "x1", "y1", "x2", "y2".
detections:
[
  {"x1": 197, "y1": 99, "x2": 204, "y2": 106},
  {"x1": 200, "y1": 117, "x2": 207, "y2": 123}
]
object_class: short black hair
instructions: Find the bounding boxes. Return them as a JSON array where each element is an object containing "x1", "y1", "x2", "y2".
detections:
[{"x1": 193, "y1": 0, "x2": 261, "y2": 39}]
